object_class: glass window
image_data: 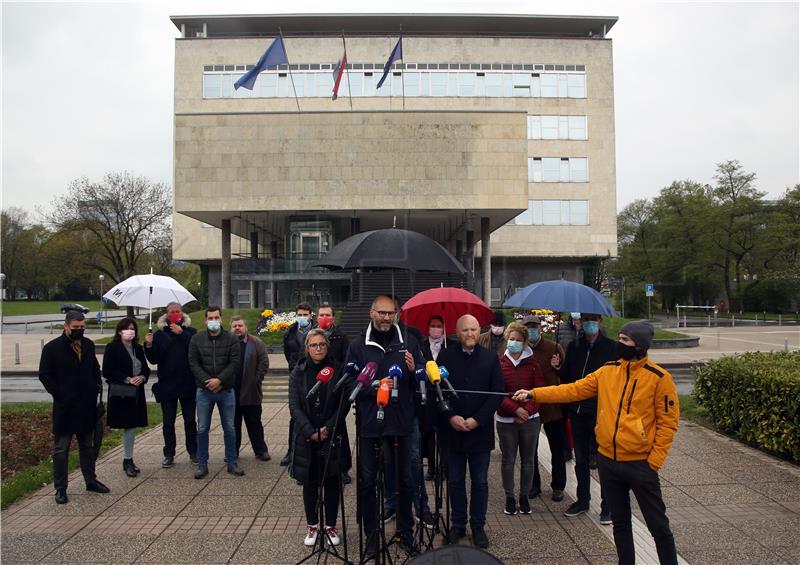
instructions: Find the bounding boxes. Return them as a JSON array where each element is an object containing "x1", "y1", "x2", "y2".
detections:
[
  {"x1": 513, "y1": 204, "x2": 532, "y2": 225},
  {"x1": 542, "y1": 158, "x2": 560, "y2": 182},
  {"x1": 541, "y1": 116, "x2": 558, "y2": 139},
  {"x1": 459, "y1": 73, "x2": 475, "y2": 96},
  {"x1": 568, "y1": 74, "x2": 586, "y2": 98},
  {"x1": 221, "y1": 74, "x2": 234, "y2": 98},
  {"x1": 447, "y1": 73, "x2": 458, "y2": 96},
  {"x1": 570, "y1": 158, "x2": 588, "y2": 181},
  {"x1": 557, "y1": 74, "x2": 569, "y2": 97},
  {"x1": 260, "y1": 72, "x2": 277, "y2": 97},
  {"x1": 349, "y1": 72, "x2": 363, "y2": 96},
  {"x1": 559, "y1": 159, "x2": 570, "y2": 182},
  {"x1": 405, "y1": 72, "x2": 420, "y2": 96},
  {"x1": 203, "y1": 74, "x2": 221, "y2": 98},
  {"x1": 485, "y1": 73, "x2": 502, "y2": 97},
  {"x1": 501, "y1": 74, "x2": 513, "y2": 97},
  {"x1": 532, "y1": 201, "x2": 543, "y2": 224},
  {"x1": 571, "y1": 201, "x2": 589, "y2": 224},
  {"x1": 317, "y1": 72, "x2": 333, "y2": 97},
  {"x1": 391, "y1": 73, "x2": 403, "y2": 96},
  {"x1": 419, "y1": 73, "x2": 430, "y2": 96},
  {"x1": 540, "y1": 74, "x2": 557, "y2": 97},
  {"x1": 474, "y1": 73, "x2": 485, "y2": 96},
  {"x1": 430, "y1": 72, "x2": 447, "y2": 96},
  {"x1": 561, "y1": 202, "x2": 571, "y2": 225},
  {"x1": 558, "y1": 116, "x2": 569, "y2": 139},
  {"x1": 568, "y1": 116, "x2": 587, "y2": 139},
  {"x1": 277, "y1": 74, "x2": 289, "y2": 97},
  {"x1": 528, "y1": 158, "x2": 542, "y2": 182},
  {"x1": 531, "y1": 75, "x2": 541, "y2": 97},
  {"x1": 362, "y1": 72, "x2": 375, "y2": 94},
  {"x1": 527, "y1": 116, "x2": 541, "y2": 139},
  {"x1": 542, "y1": 201, "x2": 561, "y2": 225}
]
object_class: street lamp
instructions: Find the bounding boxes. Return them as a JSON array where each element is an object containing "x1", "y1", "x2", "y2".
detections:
[{"x1": 99, "y1": 274, "x2": 105, "y2": 334}]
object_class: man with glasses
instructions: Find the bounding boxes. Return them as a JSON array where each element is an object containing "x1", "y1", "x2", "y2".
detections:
[{"x1": 345, "y1": 295, "x2": 423, "y2": 557}]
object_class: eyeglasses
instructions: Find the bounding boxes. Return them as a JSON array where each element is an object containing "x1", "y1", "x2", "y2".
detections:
[
  {"x1": 372, "y1": 310, "x2": 397, "y2": 318},
  {"x1": 308, "y1": 343, "x2": 328, "y2": 350}
]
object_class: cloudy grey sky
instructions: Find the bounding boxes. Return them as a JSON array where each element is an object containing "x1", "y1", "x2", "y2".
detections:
[{"x1": 2, "y1": 0, "x2": 798, "y2": 216}]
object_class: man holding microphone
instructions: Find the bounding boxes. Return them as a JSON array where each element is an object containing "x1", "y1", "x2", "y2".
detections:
[{"x1": 514, "y1": 321, "x2": 679, "y2": 565}]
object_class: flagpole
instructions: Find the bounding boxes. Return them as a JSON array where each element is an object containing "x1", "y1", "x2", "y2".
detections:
[
  {"x1": 399, "y1": 27, "x2": 405, "y2": 111},
  {"x1": 279, "y1": 28, "x2": 301, "y2": 113},
  {"x1": 343, "y1": 30, "x2": 353, "y2": 112}
]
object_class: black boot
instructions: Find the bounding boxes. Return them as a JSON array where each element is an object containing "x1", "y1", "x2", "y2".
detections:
[{"x1": 123, "y1": 458, "x2": 137, "y2": 478}]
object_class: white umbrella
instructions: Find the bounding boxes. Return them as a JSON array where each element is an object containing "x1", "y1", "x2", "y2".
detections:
[{"x1": 103, "y1": 269, "x2": 197, "y2": 329}]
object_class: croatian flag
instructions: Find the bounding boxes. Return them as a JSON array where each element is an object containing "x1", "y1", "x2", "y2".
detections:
[
  {"x1": 332, "y1": 50, "x2": 347, "y2": 100},
  {"x1": 234, "y1": 36, "x2": 289, "y2": 91},
  {"x1": 376, "y1": 34, "x2": 402, "y2": 89}
]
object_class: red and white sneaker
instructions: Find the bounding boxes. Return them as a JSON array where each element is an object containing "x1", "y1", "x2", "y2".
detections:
[
  {"x1": 325, "y1": 526, "x2": 341, "y2": 546},
  {"x1": 304, "y1": 524, "x2": 319, "y2": 546}
]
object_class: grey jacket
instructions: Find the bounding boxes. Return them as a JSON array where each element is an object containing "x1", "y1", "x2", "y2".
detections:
[{"x1": 188, "y1": 330, "x2": 240, "y2": 390}]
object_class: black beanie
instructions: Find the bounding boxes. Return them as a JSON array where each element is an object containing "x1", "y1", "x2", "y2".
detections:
[
  {"x1": 492, "y1": 310, "x2": 505, "y2": 326},
  {"x1": 619, "y1": 320, "x2": 654, "y2": 352}
]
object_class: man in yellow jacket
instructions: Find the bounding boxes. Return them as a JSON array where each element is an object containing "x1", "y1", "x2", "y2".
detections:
[{"x1": 514, "y1": 321, "x2": 679, "y2": 565}]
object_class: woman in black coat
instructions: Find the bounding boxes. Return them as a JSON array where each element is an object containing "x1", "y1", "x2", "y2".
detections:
[
  {"x1": 288, "y1": 328, "x2": 349, "y2": 548},
  {"x1": 103, "y1": 317, "x2": 150, "y2": 477}
]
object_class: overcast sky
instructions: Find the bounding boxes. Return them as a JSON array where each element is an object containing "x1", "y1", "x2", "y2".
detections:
[{"x1": 2, "y1": 0, "x2": 798, "y2": 217}]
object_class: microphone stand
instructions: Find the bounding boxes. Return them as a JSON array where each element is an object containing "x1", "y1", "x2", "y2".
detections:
[
  {"x1": 414, "y1": 391, "x2": 435, "y2": 552},
  {"x1": 431, "y1": 390, "x2": 454, "y2": 545}
]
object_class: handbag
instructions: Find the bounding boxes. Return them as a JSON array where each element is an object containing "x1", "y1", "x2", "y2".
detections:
[{"x1": 108, "y1": 382, "x2": 137, "y2": 398}]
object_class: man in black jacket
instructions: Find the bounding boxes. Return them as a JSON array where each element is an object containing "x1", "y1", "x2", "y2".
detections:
[
  {"x1": 144, "y1": 302, "x2": 198, "y2": 468},
  {"x1": 39, "y1": 310, "x2": 110, "y2": 504},
  {"x1": 345, "y1": 295, "x2": 423, "y2": 556},
  {"x1": 552, "y1": 313, "x2": 617, "y2": 522},
  {"x1": 188, "y1": 306, "x2": 242, "y2": 479},
  {"x1": 230, "y1": 315, "x2": 270, "y2": 461},
  {"x1": 437, "y1": 314, "x2": 504, "y2": 549}
]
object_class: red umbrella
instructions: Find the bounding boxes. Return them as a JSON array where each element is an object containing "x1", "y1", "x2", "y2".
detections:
[{"x1": 400, "y1": 287, "x2": 494, "y2": 335}]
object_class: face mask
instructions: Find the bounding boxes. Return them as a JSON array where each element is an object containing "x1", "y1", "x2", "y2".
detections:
[
  {"x1": 69, "y1": 328, "x2": 85, "y2": 341},
  {"x1": 120, "y1": 329, "x2": 136, "y2": 341},
  {"x1": 527, "y1": 328, "x2": 540, "y2": 342},
  {"x1": 583, "y1": 321, "x2": 600, "y2": 335},
  {"x1": 167, "y1": 312, "x2": 183, "y2": 325},
  {"x1": 491, "y1": 325, "x2": 504, "y2": 336},
  {"x1": 428, "y1": 327, "x2": 444, "y2": 339},
  {"x1": 617, "y1": 341, "x2": 638, "y2": 360},
  {"x1": 507, "y1": 339, "x2": 523, "y2": 354},
  {"x1": 206, "y1": 320, "x2": 221, "y2": 332},
  {"x1": 317, "y1": 317, "x2": 333, "y2": 330},
  {"x1": 297, "y1": 316, "x2": 310, "y2": 328}
]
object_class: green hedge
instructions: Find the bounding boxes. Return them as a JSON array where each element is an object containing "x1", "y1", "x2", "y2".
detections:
[{"x1": 693, "y1": 351, "x2": 800, "y2": 461}]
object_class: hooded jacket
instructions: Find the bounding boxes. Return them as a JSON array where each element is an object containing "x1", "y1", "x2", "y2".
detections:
[
  {"x1": 530, "y1": 356, "x2": 679, "y2": 470},
  {"x1": 144, "y1": 313, "x2": 197, "y2": 401}
]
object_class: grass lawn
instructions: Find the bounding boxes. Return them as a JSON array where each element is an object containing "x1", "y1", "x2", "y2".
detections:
[
  {"x1": 678, "y1": 394, "x2": 711, "y2": 427},
  {"x1": 1, "y1": 402, "x2": 163, "y2": 509},
  {"x1": 2, "y1": 301, "x2": 124, "y2": 317}
]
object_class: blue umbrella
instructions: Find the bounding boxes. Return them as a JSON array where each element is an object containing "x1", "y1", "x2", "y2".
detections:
[{"x1": 504, "y1": 279, "x2": 618, "y2": 316}]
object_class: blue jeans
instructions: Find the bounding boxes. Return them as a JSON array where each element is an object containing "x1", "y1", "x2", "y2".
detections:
[
  {"x1": 384, "y1": 416, "x2": 430, "y2": 515},
  {"x1": 196, "y1": 387, "x2": 237, "y2": 466},
  {"x1": 447, "y1": 449, "x2": 491, "y2": 529}
]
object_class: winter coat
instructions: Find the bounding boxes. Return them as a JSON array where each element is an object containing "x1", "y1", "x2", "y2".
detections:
[
  {"x1": 188, "y1": 330, "x2": 240, "y2": 390},
  {"x1": 477, "y1": 331, "x2": 505, "y2": 355},
  {"x1": 325, "y1": 325, "x2": 349, "y2": 364},
  {"x1": 530, "y1": 337, "x2": 565, "y2": 424},
  {"x1": 283, "y1": 321, "x2": 317, "y2": 371},
  {"x1": 497, "y1": 348, "x2": 544, "y2": 419},
  {"x1": 344, "y1": 323, "x2": 424, "y2": 438},
  {"x1": 144, "y1": 313, "x2": 196, "y2": 401},
  {"x1": 103, "y1": 340, "x2": 150, "y2": 429},
  {"x1": 288, "y1": 357, "x2": 350, "y2": 483},
  {"x1": 39, "y1": 333, "x2": 102, "y2": 436},
  {"x1": 558, "y1": 334, "x2": 618, "y2": 414},
  {"x1": 532, "y1": 356, "x2": 680, "y2": 470},
  {"x1": 437, "y1": 344, "x2": 505, "y2": 453},
  {"x1": 237, "y1": 334, "x2": 269, "y2": 406}
]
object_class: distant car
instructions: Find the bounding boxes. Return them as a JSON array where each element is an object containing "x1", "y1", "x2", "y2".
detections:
[{"x1": 60, "y1": 303, "x2": 90, "y2": 314}]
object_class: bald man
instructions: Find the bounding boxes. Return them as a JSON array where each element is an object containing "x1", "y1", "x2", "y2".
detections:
[{"x1": 436, "y1": 315, "x2": 505, "y2": 549}]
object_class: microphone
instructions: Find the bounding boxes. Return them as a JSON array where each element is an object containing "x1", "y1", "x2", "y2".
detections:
[
  {"x1": 376, "y1": 377, "x2": 392, "y2": 428},
  {"x1": 438, "y1": 365, "x2": 459, "y2": 398},
  {"x1": 333, "y1": 362, "x2": 360, "y2": 392},
  {"x1": 388, "y1": 364, "x2": 403, "y2": 405},
  {"x1": 306, "y1": 366, "x2": 334, "y2": 400},
  {"x1": 414, "y1": 365, "x2": 427, "y2": 405},
  {"x1": 425, "y1": 360, "x2": 448, "y2": 411},
  {"x1": 348, "y1": 361, "x2": 378, "y2": 403}
]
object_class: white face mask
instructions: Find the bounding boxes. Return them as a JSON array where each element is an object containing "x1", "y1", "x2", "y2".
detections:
[{"x1": 120, "y1": 329, "x2": 136, "y2": 341}]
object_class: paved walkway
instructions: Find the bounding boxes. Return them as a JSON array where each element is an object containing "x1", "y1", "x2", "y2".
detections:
[{"x1": 2, "y1": 404, "x2": 799, "y2": 564}]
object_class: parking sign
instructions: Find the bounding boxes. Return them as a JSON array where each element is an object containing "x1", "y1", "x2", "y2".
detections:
[{"x1": 645, "y1": 283, "x2": 654, "y2": 297}]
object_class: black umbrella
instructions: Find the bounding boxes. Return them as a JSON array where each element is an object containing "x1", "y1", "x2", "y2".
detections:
[{"x1": 312, "y1": 228, "x2": 466, "y2": 274}]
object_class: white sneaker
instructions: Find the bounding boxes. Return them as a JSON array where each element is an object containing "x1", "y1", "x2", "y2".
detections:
[
  {"x1": 325, "y1": 526, "x2": 341, "y2": 546},
  {"x1": 304, "y1": 524, "x2": 319, "y2": 546}
]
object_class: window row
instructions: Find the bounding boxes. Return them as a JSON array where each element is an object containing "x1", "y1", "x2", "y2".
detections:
[
  {"x1": 204, "y1": 62, "x2": 587, "y2": 72},
  {"x1": 528, "y1": 157, "x2": 588, "y2": 183},
  {"x1": 202, "y1": 71, "x2": 586, "y2": 99},
  {"x1": 528, "y1": 116, "x2": 587, "y2": 140},
  {"x1": 511, "y1": 200, "x2": 589, "y2": 226}
]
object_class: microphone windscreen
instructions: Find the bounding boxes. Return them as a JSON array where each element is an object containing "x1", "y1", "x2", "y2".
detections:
[
  {"x1": 356, "y1": 361, "x2": 378, "y2": 385},
  {"x1": 438, "y1": 365, "x2": 449, "y2": 379},
  {"x1": 317, "y1": 366, "x2": 334, "y2": 384},
  {"x1": 415, "y1": 366, "x2": 426, "y2": 383},
  {"x1": 388, "y1": 363, "x2": 403, "y2": 379},
  {"x1": 425, "y1": 361, "x2": 441, "y2": 384},
  {"x1": 376, "y1": 378, "x2": 392, "y2": 406}
]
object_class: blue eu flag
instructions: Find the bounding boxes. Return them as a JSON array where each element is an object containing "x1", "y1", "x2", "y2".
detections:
[
  {"x1": 234, "y1": 36, "x2": 289, "y2": 91},
  {"x1": 376, "y1": 35, "x2": 402, "y2": 89}
]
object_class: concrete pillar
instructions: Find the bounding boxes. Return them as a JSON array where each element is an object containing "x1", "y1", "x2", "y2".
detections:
[
  {"x1": 350, "y1": 216, "x2": 361, "y2": 236},
  {"x1": 455, "y1": 239, "x2": 464, "y2": 264},
  {"x1": 250, "y1": 231, "x2": 259, "y2": 259},
  {"x1": 250, "y1": 281, "x2": 258, "y2": 309},
  {"x1": 465, "y1": 229, "x2": 475, "y2": 291},
  {"x1": 481, "y1": 217, "x2": 491, "y2": 304},
  {"x1": 221, "y1": 219, "x2": 231, "y2": 309}
]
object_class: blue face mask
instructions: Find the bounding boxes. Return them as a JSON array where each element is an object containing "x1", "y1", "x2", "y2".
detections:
[
  {"x1": 527, "y1": 328, "x2": 540, "y2": 342},
  {"x1": 297, "y1": 316, "x2": 310, "y2": 328},
  {"x1": 507, "y1": 339, "x2": 523, "y2": 354},
  {"x1": 583, "y1": 321, "x2": 600, "y2": 335},
  {"x1": 206, "y1": 320, "x2": 221, "y2": 332}
]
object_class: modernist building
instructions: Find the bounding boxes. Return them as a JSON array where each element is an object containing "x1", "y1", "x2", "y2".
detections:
[{"x1": 170, "y1": 13, "x2": 618, "y2": 309}]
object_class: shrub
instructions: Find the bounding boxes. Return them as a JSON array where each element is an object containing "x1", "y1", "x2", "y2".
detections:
[{"x1": 693, "y1": 351, "x2": 800, "y2": 462}]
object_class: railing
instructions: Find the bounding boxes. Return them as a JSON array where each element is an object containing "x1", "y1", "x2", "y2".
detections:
[{"x1": 231, "y1": 254, "x2": 331, "y2": 275}]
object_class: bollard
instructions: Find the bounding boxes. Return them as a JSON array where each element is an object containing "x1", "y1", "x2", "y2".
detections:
[
  {"x1": 707, "y1": 315, "x2": 711, "y2": 327},
  {"x1": 732, "y1": 315, "x2": 735, "y2": 328},
  {"x1": 778, "y1": 314, "x2": 782, "y2": 326},
  {"x1": 24, "y1": 321, "x2": 29, "y2": 334},
  {"x1": 15, "y1": 342, "x2": 21, "y2": 365},
  {"x1": 41, "y1": 338, "x2": 45, "y2": 350}
]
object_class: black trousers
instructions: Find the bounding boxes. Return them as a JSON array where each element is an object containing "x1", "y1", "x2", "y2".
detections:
[
  {"x1": 160, "y1": 396, "x2": 197, "y2": 458},
  {"x1": 597, "y1": 454, "x2": 677, "y2": 565},
  {"x1": 235, "y1": 401, "x2": 268, "y2": 456},
  {"x1": 571, "y1": 411, "x2": 607, "y2": 512},
  {"x1": 358, "y1": 435, "x2": 414, "y2": 537},
  {"x1": 532, "y1": 419, "x2": 567, "y2": 492},
  {"x1": 53, "y1": 430, "x2": 96, "y2": 490},
  {"x1": 303, "y1": 457, "x2": 342, "y2": 527}
]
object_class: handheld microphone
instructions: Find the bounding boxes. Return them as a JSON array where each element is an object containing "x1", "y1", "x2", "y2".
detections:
[
  {"x1": 333, "y1": 362, "x2": 360, "y2": 392},
  {"x1": 376, "y1": 377, "x2": 392, "y2": 428},
  {"x1": 414, "y1": 365, "x2": 427, "y2": 405},
  {"x1": 348, "y1": 361, "x2": 378, "y2": 403},
  {"x1": 306, "y1": 366, "x2": 334, "y2": 400},
  {"x1": 438, "y1": 365, "x2": 459, "y2": 398},
  {"x1": 425, "y1": 361, "x2": 448, "y2": 410},
  {"x1": 388, "y1": 364, "x2": 403, "y2": 404}
]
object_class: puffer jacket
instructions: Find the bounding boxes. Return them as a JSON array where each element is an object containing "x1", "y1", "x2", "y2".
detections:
[
  {"x1": 188, "y1": 330, "x2": 240, "y2": 390},
  {"x1": 531, "y1": 356, "x2": 679, "y2": 470}
]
